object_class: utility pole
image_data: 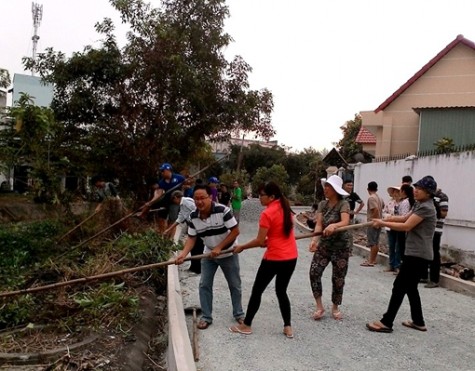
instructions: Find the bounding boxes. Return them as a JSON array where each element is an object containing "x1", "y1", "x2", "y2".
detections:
[{"x1": 31, "y1": 2, "x2": 43, "y2": 76}]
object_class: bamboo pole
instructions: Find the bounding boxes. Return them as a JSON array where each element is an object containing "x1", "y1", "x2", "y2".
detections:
[
  {"x1": 72, "y1": 155, "x2": 230, "y2": 250},
  {"x1": 294, "y1": 221, "x2": 373, "y2": 240},
  {"x1": 57, "y1": 210, "x2": 101, "y2": 242},
  {"x1": 0, "y1": 248, "x2": 235, "y2": 299}
]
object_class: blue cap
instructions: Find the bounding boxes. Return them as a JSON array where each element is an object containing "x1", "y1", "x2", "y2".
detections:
[
  {"x1": 159, "y1": 163, "x2": 172, "y2": 171},
  {"x1": 208, "y1": 176, "x2": 219, "y2": 184},
  {"x1": 414, "y1": 176, "x2": 437, "y2": 195}
]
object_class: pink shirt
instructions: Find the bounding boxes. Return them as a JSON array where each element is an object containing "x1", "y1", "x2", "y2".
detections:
[{"x1": 260, "y1": 200, "x2": 298, "y2": 261}]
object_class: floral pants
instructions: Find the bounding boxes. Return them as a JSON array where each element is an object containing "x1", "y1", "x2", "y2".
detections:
[{"x1": 309, "y1": 245, "x2": 350, "y2": 305}]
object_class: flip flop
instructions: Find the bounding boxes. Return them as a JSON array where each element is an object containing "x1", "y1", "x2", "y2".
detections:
[
  {"x1": 366, "y1": 321, "x2": 393, "y2": 333},
  {"x1": 312, "y1": 309, "x2": 325, "y2": 320},
  {"x1": 402, "y1": 320, "x2": 427, "y2": 332},
  {"x1": 229, "y1": 325, "x2": 252, "y2": 335},
  {"x1": 360, "y1": 261, "x2": 375, "y2": 267},
  {"x1": 332, "y1": 310, "x2": 343, "y2": 320},
  {"x1": 197, "y1": 320, "x2": 211, "y2": 330}
]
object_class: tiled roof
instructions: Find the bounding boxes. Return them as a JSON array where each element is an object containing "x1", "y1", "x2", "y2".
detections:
[
  {"x1": 375, "y1": 35, "x2": 475, "y2": 113},
  {"x1": 355, "y1": 126, "x2": 376, "y2": 144}
]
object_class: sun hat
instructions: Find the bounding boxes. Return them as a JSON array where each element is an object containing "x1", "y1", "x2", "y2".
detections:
[
  {"x1": 159, "y1": 163, "x2": 172, "y2": 171},
  {"x1": 321, "y1": 175, "x2": 349, "y2": 196},
  {"x1": 208, "y1": 176, "x2": 219, "y2": 184},
  {"x1": 413, "y1": 176, "x2": 437, "y2": 195},
  {"x1": 387, "y1": 186, "x2": 401, "y2": 194}
]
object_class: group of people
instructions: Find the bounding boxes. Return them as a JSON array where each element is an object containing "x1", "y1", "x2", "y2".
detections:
[
  {"x1": 175, "y1": 171, "x2": 448, "y2": 339},
  {"x1": 92, "y1": 166, "x2": 447, "y2": 337}
]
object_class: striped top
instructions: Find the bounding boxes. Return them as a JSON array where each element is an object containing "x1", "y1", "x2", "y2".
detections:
[
  {"x1": 188, "y1": 202, "x2": 238, "y2": 258},
  {"x1": 434, "y1": 190, "x2": 449, "y2": 234}
]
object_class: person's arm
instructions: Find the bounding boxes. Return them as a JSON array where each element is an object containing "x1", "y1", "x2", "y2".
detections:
[
  {"x1": 210, "y1": 225, "x2": 240, "y2": 257},
  {"x1": 234, "y1": 227, "x2": 268, "y2": 254},
  {"x1": 385, "y1": 213, "x2": 411, "y2": 223},
  {"x1": 323, "y1": 211, "x2": 350, "y2": 236},
  {"x1": 355, "y1": 200, "x2": 365, "y2": 214},
  {"x1": 309, "y1": 213, "x2": 324, "y2": 252},
  {"x1": 373, "y1": 213, "x2": 423, "y2": 232},
  {"x1": 163, "y1": 221, "x2": 179, "y2": 236},
  {"x1": 145, "y1": 188, "x2": 164, "y2": 207},
  {"x1": 175, "y1": 236, "x2": 197, "y2": 264}
]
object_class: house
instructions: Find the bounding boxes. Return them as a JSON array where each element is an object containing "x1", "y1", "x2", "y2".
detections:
[{"x1": 359, "y1": 34, "x2": 475, "y2": 158}]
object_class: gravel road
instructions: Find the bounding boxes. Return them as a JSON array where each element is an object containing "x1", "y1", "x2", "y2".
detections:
[{"x1": 179, "y1": 199, "x2": 475, "y2": 371}]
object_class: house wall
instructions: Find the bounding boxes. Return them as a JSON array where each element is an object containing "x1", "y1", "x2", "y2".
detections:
[
  {"x1": 361, "y1": 44, "x2": 475, "y2": 157},
  {"x1": 353, "y1": 150, "x2": 475, "y2": 264}
]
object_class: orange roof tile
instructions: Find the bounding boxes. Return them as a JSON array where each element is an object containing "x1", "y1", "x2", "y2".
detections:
[{"x1": 355, "y1": 126, "x2": 376, "y2": 144}]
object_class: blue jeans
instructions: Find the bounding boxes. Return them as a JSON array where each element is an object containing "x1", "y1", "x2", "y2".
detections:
[
  {"x1": 387, "y1": 230, "x2": 400, "y2": 269},
  {"x1": 199, "y1": 254, "x2": 244, "y2": 323}
]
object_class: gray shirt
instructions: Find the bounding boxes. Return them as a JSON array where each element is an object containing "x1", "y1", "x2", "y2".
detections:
[
  {"x1": 176, "y1": 197, "x2": 196, "y2": 224},
  {"x1": 405, "y1": 199, "x2": 436, "y2": 261}
]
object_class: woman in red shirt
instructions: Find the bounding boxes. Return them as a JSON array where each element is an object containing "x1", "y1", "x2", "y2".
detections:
[{"x1": 229, "y1": 181, "x2": 298, "y2": 338}]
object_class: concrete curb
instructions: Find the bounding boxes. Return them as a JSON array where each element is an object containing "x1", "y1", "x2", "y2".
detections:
[{"x1": 295, "y1": 217, "x2": 475, "y2": 298}]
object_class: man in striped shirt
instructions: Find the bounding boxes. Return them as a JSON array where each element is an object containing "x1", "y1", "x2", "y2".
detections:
[{"x1": 175, "y1": 184, "x2": 244, "y2": 329}]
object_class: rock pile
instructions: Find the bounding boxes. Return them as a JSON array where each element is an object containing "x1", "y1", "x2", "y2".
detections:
[{"x1": 239, "y1": 198, "x2": 264, "y2": 223}]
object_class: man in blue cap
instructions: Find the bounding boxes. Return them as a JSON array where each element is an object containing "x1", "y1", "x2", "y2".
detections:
[{"x1": 142, "y1": 163, "x2": 185, "y2": 233}]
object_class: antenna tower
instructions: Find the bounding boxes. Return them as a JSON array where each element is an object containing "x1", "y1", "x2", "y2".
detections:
[{"x1": 31, "y1": 2, "x2": 43, "y2": 75}]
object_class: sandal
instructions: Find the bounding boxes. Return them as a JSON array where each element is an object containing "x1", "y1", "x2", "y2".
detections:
[
  {"x1": 229, "y1": 325, "x2": 252, "y2": 335},
  {"x1": 197, "y1": 320, "x2": 211, "y2": 330},
  {"x1": 360, "y1": 260, "x2": 375, "y2": 267},
  {"x1": 332, "y1": 310, "x2": 342, "y2": 320},
  {"x1": 366, "y1": 321, "x2": 393, "y2": 333},
  {"x1": 312, "y1": 309, "x2": 325, "y2": 320},
  {"x1": 402, "y1": 320, "x2": 427, "y2": 332},
  {"x1": 283, "y1": 326, "x2": 294, "y2": 339}
]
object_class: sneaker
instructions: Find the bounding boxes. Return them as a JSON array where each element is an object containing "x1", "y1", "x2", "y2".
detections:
[{"x1": 424, "y1": 281, "x2": 439, "y2": 288}]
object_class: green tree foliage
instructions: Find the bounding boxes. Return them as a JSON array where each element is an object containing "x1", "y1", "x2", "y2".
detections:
[
  {"x1": 251, "y1": 164, "x2": 289, "y2": 196},
  {"x1": 434, "y1": 137, "x2": 455, "y2": 153},
  {"x1": 1, "y1": 94, "x2": 68, "y2": 202},
  {"x1": 26, "y1": 0, "x2": 274, "y2": 195},
  {"x1": 336, "y1": 114, "x2": 363, "y2": 163},
  {"x1": 0, "y1": 68, "x2": 10, "y2": 89},
  {"x1": 239, "y1": 144, "x2": 286, "y2": 179}
]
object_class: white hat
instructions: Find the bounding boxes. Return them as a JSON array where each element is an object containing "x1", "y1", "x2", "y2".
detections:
[
  {"x1": 321, "y1": 175, "x2": 349, "y2": 196},
  {"x1": 387, "y1": 186, "x2": 401, "y2": 194}
]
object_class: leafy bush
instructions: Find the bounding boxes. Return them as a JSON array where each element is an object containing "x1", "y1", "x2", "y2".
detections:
[{"x1": 0, "y1": 220, "x2": 63, "y2": 289}]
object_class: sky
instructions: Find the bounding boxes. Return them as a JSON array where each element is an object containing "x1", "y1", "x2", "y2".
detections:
[{"x1": 1, "y1": 0, "x2": 475, "y2": 152}]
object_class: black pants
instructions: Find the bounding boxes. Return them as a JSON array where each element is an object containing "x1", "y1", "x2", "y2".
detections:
[
  {"x1": 189, "y1": 238, "x2": 204, "y2": 273},
  {"x1": 396, "y1": 231, "x2": 406, "y2": 260},
  {"x1": 244, "y1": 258, "x2": 297, "y2": 327},
  {"x1": 428, "y1": 232, "x2": 442, "y2": 283},
  {"x1": 381, "y1": 256, "x2": 429, "y2": 328}
]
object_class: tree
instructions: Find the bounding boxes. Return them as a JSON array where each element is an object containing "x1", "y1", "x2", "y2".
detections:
[
  {"x1": 26, "y1": 0, "x2": 274, "y2": 196},
  {"x1": 2, "y1": 93, "x2": 67, "y2": 202},
  {"x1": 336, "y1": 114, "x2": 363, "y2": 163},
  {"x1": 0, "y1": 68, "x2": 10, "y2": 89},
  {"x1": 240, "y1": 144, "x2": 286, "y2": 179},
  {"x1": 251, "y1": 164, "x2": 289, "y2": 197}
]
